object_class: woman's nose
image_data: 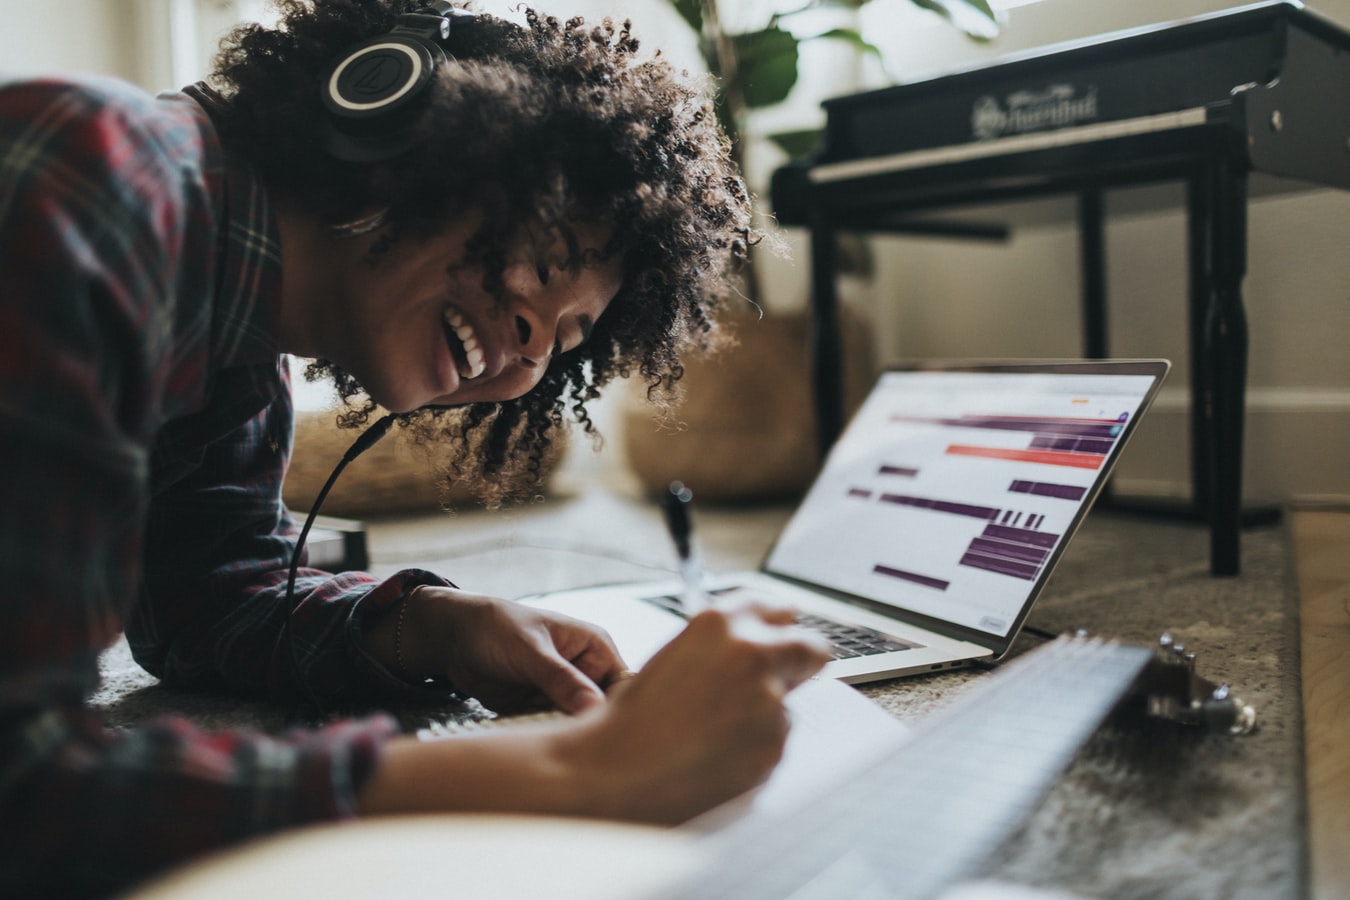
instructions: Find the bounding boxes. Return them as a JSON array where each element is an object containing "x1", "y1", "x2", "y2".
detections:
[{"x1": 512, "y1": 307, "x2": 552, "y2": 369}]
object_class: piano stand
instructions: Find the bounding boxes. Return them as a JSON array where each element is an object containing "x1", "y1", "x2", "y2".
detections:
[{"x1": 775, "y1": 1, "x2": 1350, "y2": 576}]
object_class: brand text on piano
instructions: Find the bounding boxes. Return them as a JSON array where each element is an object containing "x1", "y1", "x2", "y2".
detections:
[{"x1": 971, "y1": 84, "x2": 1100, "y2": 141}]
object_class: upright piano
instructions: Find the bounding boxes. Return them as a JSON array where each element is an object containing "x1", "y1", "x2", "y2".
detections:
[{"x1": 771, "y1": 0, "x2": 1350, "y2": 575}]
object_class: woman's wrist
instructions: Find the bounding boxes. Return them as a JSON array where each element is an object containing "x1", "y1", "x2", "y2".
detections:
[
  {"x1": 366, "y1": 584, "x2": 447, "y2": 683},
  {"x1": 359, "y1": 720, "x2": 600, "y2": 818}
]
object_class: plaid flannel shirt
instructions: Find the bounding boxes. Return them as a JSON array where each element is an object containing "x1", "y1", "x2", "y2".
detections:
[{"x1": 0, "y1": 76, "x2": 452, "y2": 897}]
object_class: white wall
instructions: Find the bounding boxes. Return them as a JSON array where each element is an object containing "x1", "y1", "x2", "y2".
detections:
[
  {"x1": 0, "y1": 0, "x2": 142, "y2": 83},
  {"x1": 0, "y1": 0, "x2": 277, "y2": 90}
]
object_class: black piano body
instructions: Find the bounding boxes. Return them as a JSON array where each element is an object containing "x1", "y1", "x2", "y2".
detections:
[{"x1": 771, "y1": 0, "x2": 1350, "y2": 575}]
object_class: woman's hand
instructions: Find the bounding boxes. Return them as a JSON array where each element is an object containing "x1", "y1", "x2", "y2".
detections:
[
  {"x1": 552, "y1": 601, "x2": 834, "y2": 822},
  {"x1": 358, "y1": 600, "x2": 832, "y2": 825},
  {"x1": 367, "y1": 586, "x2": 629, "y2": 714}
]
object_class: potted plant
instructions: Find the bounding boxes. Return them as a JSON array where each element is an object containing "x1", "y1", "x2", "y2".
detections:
[
  {"x1": 623, "y1": 0, "x2": 999, "y2": 501},
  {"x1": 668, "y1": 0, "x2": 998, "y2": 299}
]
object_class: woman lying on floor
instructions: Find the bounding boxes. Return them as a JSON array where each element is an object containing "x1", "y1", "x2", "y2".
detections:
[{"x1": 0, "y1": 2, "x2": 829, "y2": 895}]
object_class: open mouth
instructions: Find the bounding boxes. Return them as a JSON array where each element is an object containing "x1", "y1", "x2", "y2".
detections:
[{"x1": 442, "y1": 306, "x2": 486, "y2": 380}]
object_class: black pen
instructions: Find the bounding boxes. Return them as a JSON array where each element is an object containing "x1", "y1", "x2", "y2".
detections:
[{"x1": 661, "y1": 481, "x2": 709, "y2": 615}]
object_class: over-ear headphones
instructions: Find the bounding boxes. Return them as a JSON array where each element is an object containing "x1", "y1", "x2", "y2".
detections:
[{"x1": 320, "y1": 2, "x2": 477, "y2": 162}]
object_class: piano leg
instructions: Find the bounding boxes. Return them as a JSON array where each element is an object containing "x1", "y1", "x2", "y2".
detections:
[
  {"x1": 1078, "y1": 189, "x2": 1118, "y2": 506},
  {"x1": 1186, "y1": 175, "x2": 1214, "y2": 522},
  {"x1": 809, "y1": 214, "x2": 844, "y2": 455},
  {"x1": 1078, "y1": 188, "x2": 1109, "y2": 360},
  {"x1": 1192, "y1": 157, "x2": 1250, "y2": 577}
]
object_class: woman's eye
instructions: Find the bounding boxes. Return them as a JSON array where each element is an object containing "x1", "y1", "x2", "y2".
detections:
[{"x1": 535, "y1": 262, "x2": 550, "y2": 285}]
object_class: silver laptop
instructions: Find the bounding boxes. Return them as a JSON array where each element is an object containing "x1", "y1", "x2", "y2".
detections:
[{"x1": 525, "y1": 359, "x2": 1170, "y2": 684}]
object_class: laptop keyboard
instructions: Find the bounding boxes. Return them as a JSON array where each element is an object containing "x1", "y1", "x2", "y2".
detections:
[
  {"x1": 641, "y1": 593, "x2": 915, "y2": 659},
  {"x1": 795, "y1": 613, "x2": 915, "y2": 659}
]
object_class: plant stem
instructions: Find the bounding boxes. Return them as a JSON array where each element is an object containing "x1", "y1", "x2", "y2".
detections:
[{"x1": 701, "y1": 0, "x2": 764, "y2": 311}]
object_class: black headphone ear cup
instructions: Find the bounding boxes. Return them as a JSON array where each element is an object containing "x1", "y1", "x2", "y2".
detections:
[{"x1": 320, "y1": 34, "x2": 446, "y2": 162}]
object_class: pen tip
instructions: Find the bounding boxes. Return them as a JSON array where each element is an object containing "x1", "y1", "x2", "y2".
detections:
[
  {"x1": 662, "y1": 481, "x2": 693, "y2": 559},
  {"x1": 667, "y1": 481, "x2": 693, "y2": 504}
]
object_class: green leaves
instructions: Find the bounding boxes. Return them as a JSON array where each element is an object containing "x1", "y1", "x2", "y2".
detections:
[
  {"x1": 671, "y1": 0, "x2": 703, "y2": 34},
  {"x1": 663, "y1": 0, "x2": 1002, "y2": 291},
  {"x1": 733, "y1": 25, "x2": 800, "y2": 109},
  {"x1": 677, "y1": 0, "x2": 999, "y2": 118},
  {"x1": 765, "y1": 127, "x2": 825, "y2": 160},
  {"x1": 909, "y1": 0, "x2": 999, "y2": 41},
  {"x1": 671, "y1": 0, "x2": 1001, "y2": 169}
]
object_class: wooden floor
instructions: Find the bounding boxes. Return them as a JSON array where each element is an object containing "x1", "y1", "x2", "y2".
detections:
[{"x1": 1293, "y1": 508, "x2": 1350, "y2": 900}]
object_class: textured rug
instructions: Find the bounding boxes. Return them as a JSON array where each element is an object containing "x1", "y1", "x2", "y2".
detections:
[
  {"x1": 884, "y1": 511, "x2": 1304, "y2": 900},
  {"x1": 94, "y1": 490, "x2": 1303, "y2": 899}
]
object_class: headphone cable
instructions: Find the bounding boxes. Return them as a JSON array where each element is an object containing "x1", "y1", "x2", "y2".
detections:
[{"x1": 285, "y1": 412, "x2": 397, "y2": 720}]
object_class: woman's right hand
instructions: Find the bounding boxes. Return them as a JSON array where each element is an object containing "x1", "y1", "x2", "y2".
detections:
[
  {"x1": 553, "y1": 602, "x2": 833, "y2": 823},
  {"x1": 357, "y1": 603, "x2": 831, "y2": 825}
]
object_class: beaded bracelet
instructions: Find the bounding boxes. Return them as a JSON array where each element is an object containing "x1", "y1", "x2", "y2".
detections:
[{"x1": 394, "y1": 588, "x2": 415, "y2": 679}]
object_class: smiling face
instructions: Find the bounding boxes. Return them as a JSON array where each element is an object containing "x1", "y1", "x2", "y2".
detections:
[{"x1": 304, "y1": 216, "x2": 623, "y2": 414}]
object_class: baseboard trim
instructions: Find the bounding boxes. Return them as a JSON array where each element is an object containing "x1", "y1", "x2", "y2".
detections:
[{"x1": 1152, "y1": 386, "x2": 1350, "y2": 412}]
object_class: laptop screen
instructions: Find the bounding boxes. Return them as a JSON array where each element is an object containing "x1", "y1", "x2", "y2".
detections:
[{"x1": 764, "y1": 360, "x2": 1169, "y2": 642}]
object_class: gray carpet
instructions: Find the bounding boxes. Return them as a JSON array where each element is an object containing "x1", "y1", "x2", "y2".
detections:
[
  {"x1": 94, "y1": 490, "x2": 1303, "y2": 899},
  {"x1": 876, "y1": 512, "x2": 1304, "y2": 900}
]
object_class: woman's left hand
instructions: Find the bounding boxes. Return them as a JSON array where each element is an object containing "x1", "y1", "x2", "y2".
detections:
[{"x1": 370, "y1": 586, "x2": 629, "y2": 714}]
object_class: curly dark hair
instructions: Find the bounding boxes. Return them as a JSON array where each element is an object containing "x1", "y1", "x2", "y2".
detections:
[{"x1": 207, "y1": 0, "x2": 754, "y2": 504}]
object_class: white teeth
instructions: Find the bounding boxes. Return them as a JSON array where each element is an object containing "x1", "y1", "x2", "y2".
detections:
[{"x1": 442, "y1": 307, "x2": 486, "y2": 379}]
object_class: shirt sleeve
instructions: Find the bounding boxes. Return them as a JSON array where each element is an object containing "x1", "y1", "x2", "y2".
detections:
[
  {"x1": 127, "y1": 384, "x2": 457, "y2": 714},
  {"x1": 0, "y1": 77, "x2": 413, "y2": 899}
]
